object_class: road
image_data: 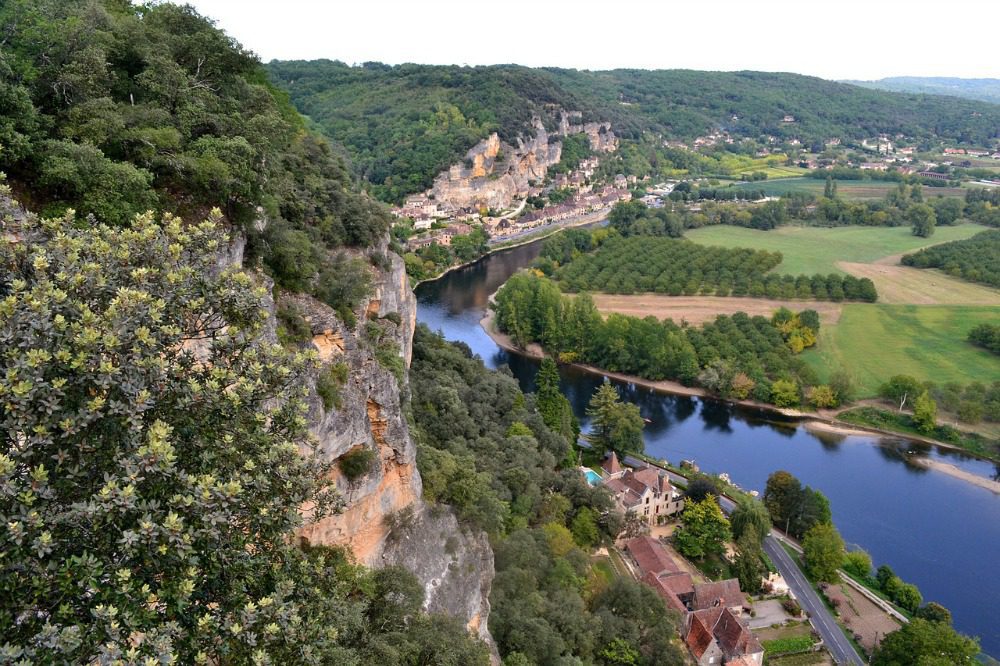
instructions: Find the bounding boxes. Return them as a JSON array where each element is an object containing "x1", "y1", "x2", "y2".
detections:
[{"x1": 763, "y1": 535, "x2": 864, "y2": 665}]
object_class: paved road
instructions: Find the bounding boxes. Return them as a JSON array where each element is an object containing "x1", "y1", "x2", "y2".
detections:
[{"x1": 763, "y1": 535, "x2": 864, "y2": 665}]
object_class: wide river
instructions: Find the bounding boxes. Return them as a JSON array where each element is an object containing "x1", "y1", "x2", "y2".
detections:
[{"x1": 415, "y1": 236, "x2": 1000, "y2": 656}]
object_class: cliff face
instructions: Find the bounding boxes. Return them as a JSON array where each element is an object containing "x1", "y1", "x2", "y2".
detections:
[
  {"x1": 280, "y1": 241, "x2": 495, "y2": 650},
  {"x1": 430, "y1": 110, "x2": 616, "y2": 212}
]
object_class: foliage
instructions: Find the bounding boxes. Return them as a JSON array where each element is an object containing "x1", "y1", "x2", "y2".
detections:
[
  {"x1": 673, "y1": 499, "x2": 732, "y2": 561},
  {"x1": 553, "y1": 235, "x2": 877, "y2": 302},
  {"x1": 276, "y1": 299, "x2": 313, "y2": 345},
  {"x1": 316, "y1": 362, "x2": 349, "y2": 411},
  {"x1": 902, "y1": 229, "x2": 1000, "y2": 289},
  {"x1": 842, "y1": 550, "x2": 873, "y2": 579},
  {"x1": 732, "y1": 526, "x2": 766, "y2": 594},
  {"x1": 914, "y1": 602, "x2": 952, "y2": 625},
  {"x1": 338, "y1": 447, "x2": 378, "y2": 482},
  {"x1": 535, "y1": 358, "x2": 580, "y2": 443},
  {"x1": 912, "y1": 391, "x2": 937, "y2": 434},
  {"x1": 730, "y1": 497, "x2": 771, "y2": 545},
  {"x1": 763, "y1": 471, "x2": 832, "y2": 540},
  {"x1": 908, "y1": 203, "x2": 936, "y2": 238},
  {"x1": 871, "y1": 618, "x2": 979, "y2": 666},
  {"x1": 0, "y1": 0, "x2": 390, "y2": 275},
  {"x1": 802, "y1": 524, "x2": 844, "y2": 582},
  {"x1": 494, "y1": 273, "x2": 823, "y2": 408},
  {"x1": 967, "y1": 323, "x2": 1000, "y2": 356},
  {"x1": 586, "y1": 383, "x2": 645, "y2": 456}
]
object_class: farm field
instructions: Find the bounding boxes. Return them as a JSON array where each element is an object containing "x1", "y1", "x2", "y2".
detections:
[
  {"x1": 836, "y1": 261, "x2": 1000, "y2": 305},
  {"x1": 683, "y1": 223, "x2": 988, "y2": 275},
  {"x1": 727, "y1": 177, "x2": 967, "y2": 200},
  {"x1": 586, "y1": 294, "x2": 844, "y2": 326},
  {"x1": 802, "y1": 304, "x2": 1000, "y2": 397}
]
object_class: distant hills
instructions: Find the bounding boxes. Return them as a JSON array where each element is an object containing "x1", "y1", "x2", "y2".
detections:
[
  {"x1": 845, "y1": 77, "x2": 1000, "y2": 105},
  {"x1": 266, "y1": 62, "x2": 1000, "y2": 202}
]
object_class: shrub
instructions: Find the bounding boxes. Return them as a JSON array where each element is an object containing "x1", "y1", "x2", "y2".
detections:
[
  {"x1": 316, "y1": 362, "x2": 349, "y2": 411},
  {"x1": 276, "y1": 300, "x2": 313, "y2": 345},
  {"x1": 339, "y1": 447, "x2": 378, "y2": 482}
]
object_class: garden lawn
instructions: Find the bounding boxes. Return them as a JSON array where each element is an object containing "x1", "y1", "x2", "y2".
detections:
[
  {"x1": 683, "y1": 224, "x2": 988, "y2": 275},
  {"x1": 802, "y1": 304, "x2": 1000, "y2": 397}
]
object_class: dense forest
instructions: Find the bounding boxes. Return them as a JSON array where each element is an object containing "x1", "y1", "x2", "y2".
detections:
[
  {"x1": 493, "y1": 273, "x2": 829, "y2": 407},
  {"x1": 265, "y1": 60, "x2": 1000, "y2": 202},
  {"x1": 550, "y1": 234, "x2": 878, "y2": 302},
  {"x1": 901, "y1": 229, "x2": 1000, "y2": 288},
  {"x1": 0, "y1": 0, "x2": 390, "y2": 320},
  {"x1": 845, "y1": 77, "x2": 1000, "y2": 105},
  {"x1": 409, "y1": 327, "x2": 686, "y2": 664}
]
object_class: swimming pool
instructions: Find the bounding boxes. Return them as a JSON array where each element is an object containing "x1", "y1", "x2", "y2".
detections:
[{"x1": 583, "y1": 468, "x2": 602, "y2": 486}]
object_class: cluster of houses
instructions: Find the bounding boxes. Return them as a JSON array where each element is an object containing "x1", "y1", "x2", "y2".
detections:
[
  {"x1": 625, "y1": 536, "x2": 764, "y2": 666},
  {"x1": 589, "y1": 453, "x2": 767, "y2": 664}
]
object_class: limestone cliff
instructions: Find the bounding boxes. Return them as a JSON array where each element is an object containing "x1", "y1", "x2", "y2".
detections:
[
  {"x1": 275, "y1": 240, "x2": 496, "y2": 651},
  {"x1": 430, "y1": 110, "x2": 617, "y2": 212}
]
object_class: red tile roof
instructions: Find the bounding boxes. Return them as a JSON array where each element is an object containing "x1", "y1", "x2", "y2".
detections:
[
  {"x1": 685, "y1": 609, "x2": 718, "y2": 659},
  {"x1": 625, "y1": 536, "x2": 683, "y2": 577},
  {"x1": 602, "y1": 451, "x2": 621, "y2": 475},
  {"x1": 692, "y1": 579, "x2": 748, "y2": 611},
  {"x1": 642, "y1": 570, "x2": 694, "y2": 613}
]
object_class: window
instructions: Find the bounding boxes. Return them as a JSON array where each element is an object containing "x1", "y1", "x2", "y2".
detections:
[{"x1": 645, "y1": 496, "x2": 650, "y2": 504}]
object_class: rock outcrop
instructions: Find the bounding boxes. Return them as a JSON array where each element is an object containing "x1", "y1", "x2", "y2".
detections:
[
  {"x1": 430, "y1": 110, "x2": 617, "y2": 212},
  {"x1": 276, "y1": 241, "x2": 496, "y2": 654}
]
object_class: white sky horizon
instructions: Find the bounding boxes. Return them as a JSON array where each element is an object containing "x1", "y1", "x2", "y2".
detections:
[{"x1": 184, "y1": 0, "x2": 1000, "y2": 82}]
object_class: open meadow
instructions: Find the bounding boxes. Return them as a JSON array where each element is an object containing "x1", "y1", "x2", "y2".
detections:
[
  {"x1": 802, "y1": 304, "x2": 1000, "y2": 396},
  {"x1": 684, "y1": 223, "x2": 988, "y2": 275}
]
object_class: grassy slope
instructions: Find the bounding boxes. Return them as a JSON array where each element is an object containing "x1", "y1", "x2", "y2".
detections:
[
  {"x1": 683, "y1": 224, "x2": 988, "y2": 274},
  {"x1": 802, "y1": 304, "x2": 1000, "y2": 396}
]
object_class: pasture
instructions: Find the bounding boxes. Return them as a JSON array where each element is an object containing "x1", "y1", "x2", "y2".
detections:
[
  {"x1": 802, "y1": 304, "x2": 1000, "y2": 397},
  {"x1": 683, "y1": 224, "x2": 988, "y2": 275}
]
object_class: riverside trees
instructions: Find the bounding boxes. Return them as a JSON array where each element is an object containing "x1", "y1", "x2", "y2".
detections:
[{"x1": 493, "y1": 273, "x2": 820, "y2": 408}]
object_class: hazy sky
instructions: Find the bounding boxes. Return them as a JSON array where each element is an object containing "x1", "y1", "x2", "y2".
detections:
[{"x1": 186, "y1": 0, "x2": 999, "y2": 81}]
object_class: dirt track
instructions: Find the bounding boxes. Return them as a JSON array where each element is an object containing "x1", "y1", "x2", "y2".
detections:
[{"x1": 586, "y1": 294, "x2": 844, "y2": 325}]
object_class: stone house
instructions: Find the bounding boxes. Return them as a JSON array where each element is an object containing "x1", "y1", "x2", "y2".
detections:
[
  {"x1": 600, "y1": 453, "x2": 684, "y2": 525},
  {"x1": 685, "y1": 606, "x2": 763, "y2": 666}
]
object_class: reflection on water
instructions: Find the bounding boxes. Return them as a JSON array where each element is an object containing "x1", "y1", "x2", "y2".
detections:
[{"x1": 415, "y1": 233, "x2": 1000, "y2": 657}]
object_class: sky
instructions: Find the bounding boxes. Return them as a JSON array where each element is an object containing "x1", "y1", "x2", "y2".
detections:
[{"x1": 185, "y1": 0, "x2": 1000, "y2": 81}]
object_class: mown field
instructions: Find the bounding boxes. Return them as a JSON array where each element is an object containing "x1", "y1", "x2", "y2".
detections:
[
  {"x1": 802, "y1": 304, "x2": 1000, "y2": 397},
  {"x1": 683, "y1": 224, "x2": 988, "y2": 275},
  {"x1": 726, "y1": 177, "x2": 967, "y2": 200}
]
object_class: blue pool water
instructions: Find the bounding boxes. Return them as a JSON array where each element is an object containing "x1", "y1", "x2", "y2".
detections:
[{"x1": 584, "y1": 469, "x2": 602, "y2": 486}]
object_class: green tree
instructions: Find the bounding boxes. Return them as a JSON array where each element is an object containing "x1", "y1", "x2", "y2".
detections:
[
  {"x1": 763, "y1": 470, "x2": 802, "y2": 529},
  {"x1": 571, "y1": 507, "x2": 600, "y2": 549},
  {"x1": 732, "y1": 526, "x2": 766, "y2": 594},
  {"x1": 730, "y1": 497, "x2": 771, "y2": 545},
  {"x1": 914, "y1": 602, "x2": 953, "y2": 625},
  {"x1": 771, "y1": 379, "x2": 800, "y2": 407},
  {"x1": 842, "y1": 550, "x2": 873, "y2": 579},
  {"x1": 871, "y1": 618, "x2": 979, "y2": 666},
  {"x1": 535, "y1": 357, "x2": 579, "y2": 443},
  {"x1": 880, "y1": 375, "x2": 925, "y2": 411},
  {"x1": 802, "y1": 523, "x2": 845, "y2": 582},
  {"x1": 912, "y1": 391, "x2": 937, "y2": 434},
  {"x1": 908, "y1": 203, "x2": 936, "y2": 238},
  {"x1": 673, "y1": 499, "x2": 732, "y2": 560},
  {"x1": 807, "y1": 385, "x2": 837, "y2": 408},
  {"x1": 586, "y1": 383, "x2": 644, "y2": 455}
]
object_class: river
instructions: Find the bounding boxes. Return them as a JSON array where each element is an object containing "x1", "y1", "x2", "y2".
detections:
[{"x1": 415, "y1": 235, "x2": 1000, "y2": 656}]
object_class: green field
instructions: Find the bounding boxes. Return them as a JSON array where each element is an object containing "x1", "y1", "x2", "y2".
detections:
[
  {"x1": 727, "y1": 177, "x2": 967, "y2": 200},
  {"x1": 684, "y1": 224, "x2": 988, "y2": 275},
  {"x1": 803, "y1": 304, "x2": 1000, "y2": 396}
]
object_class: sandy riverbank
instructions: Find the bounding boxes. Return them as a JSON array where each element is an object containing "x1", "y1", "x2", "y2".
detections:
[{"x1": 910, "y1": 458, "x2": 1000, "y2": 494}]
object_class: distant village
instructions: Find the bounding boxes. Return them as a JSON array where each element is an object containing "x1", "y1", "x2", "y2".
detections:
[{"x1": 391, "y1": 111, "x2": 1000, "y2": 263}]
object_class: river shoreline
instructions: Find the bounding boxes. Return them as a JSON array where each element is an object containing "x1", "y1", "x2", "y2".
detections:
[
  {"x1": 480, "y1": 307, "x2": 1000, "y2": 493},
  {"x1": 410, "y1": 209, "x2": 609, "y2": 288}
]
